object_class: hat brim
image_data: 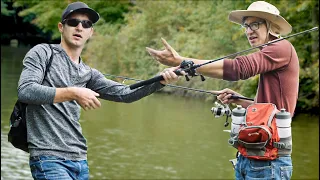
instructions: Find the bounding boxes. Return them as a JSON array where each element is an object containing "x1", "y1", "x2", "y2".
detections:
[
  {"x1": 68, "y1": 8, "x2": 100, "y2": 24},
  {"x1": 228, "y1": 10, "x2": 292, "y2": 35}
]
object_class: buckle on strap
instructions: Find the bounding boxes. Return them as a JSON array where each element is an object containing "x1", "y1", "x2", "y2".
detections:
[{"x1": 273, "y1": 142, "x2": 291, "y2": 149}]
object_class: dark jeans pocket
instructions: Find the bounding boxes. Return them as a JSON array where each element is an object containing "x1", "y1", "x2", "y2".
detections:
[{"x1": 30, "y1": 161, "x2": 46, "y2": 180}]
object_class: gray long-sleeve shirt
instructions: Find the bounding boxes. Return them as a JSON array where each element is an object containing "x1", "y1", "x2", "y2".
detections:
[{"x1": 18, "y1": 44, "x2": 164, "y2": 160}]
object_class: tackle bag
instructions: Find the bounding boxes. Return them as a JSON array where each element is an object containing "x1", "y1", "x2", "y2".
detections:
[
  {"x1": 237, "y1": 103, "x2": 280, "y2": 160},
  {"x1": 8, "y1": 44, "x2": 54, "y2": 153}
]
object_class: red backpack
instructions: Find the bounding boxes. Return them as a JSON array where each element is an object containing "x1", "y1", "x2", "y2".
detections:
[{"x1": 237, "y1": 103, "x2": 280, "y2": 160}]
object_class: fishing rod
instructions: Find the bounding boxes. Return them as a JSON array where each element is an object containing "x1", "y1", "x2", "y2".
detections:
[
  {"x1": 129, "y1": 27, "x2": 318, "y2": 90},
  {"x1": 103, "y1": 73, "x2": 254, "y2": 101}
]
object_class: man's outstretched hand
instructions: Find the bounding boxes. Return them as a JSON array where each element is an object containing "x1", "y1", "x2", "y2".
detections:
[{"x1": 146, "y1": 38, "x2": 183, "y2": 67}]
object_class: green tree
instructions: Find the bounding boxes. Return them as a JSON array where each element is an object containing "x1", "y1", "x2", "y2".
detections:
[
  {"x1": 13, "y1": 0, "x2": 133, "y2": 39},
  {"x1": 1, "y1": 0, "x2": 15, "y2": 16}
]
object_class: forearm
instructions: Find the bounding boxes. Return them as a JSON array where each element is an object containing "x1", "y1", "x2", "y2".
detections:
[
  {"x1": 54, "y1": 87, "x2": 77, "y2": 103},
  {"x1": 18, "y1": 82, "x2": 56, "y2": 104},
  {"x1": 180, "y1": 57, "x2": 224, "y2": 79}
]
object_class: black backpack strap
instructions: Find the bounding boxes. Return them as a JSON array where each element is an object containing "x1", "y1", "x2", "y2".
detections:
[
  {"x1": 85, "y1": 67, "x2": 93, "y2": 88},
  {"x1": 44, "y1": 44, "x2": 54, "y2": 79}
]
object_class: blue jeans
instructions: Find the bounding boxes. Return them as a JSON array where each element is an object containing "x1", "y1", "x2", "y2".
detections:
[
  {"x1": 29, "y1": 155, "x2": 89, "y2": 180},
  {"x1": 235, "y1": 154, "x2": 293, "y2": 180}
]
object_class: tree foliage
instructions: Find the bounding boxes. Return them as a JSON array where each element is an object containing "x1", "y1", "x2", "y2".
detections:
[
  {"x1": 1, "y1": 0, "x2": 15, "y2": 16},
  {"x1": 5, "y1": 0, "x2": 319, "y2": 113},
  {"x1": 12, "y1": 0, "x2": 132, "y2": 39}
]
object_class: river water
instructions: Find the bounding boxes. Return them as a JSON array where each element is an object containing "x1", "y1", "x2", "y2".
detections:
[{"x1": 1, "y1": 46, "x2": 319, "y2": 179}]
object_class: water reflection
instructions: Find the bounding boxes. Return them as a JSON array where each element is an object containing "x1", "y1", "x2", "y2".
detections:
[
  {"x1": 1, "y1": 133, "x2": 32, "y2": 179},
  {"x1": 81, "y1": 95, "x2": 237, "y2": 179}
]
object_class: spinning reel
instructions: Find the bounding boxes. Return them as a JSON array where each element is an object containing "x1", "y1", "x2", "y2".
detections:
[{"x1": 210, "y1": 102, "x2": 231, "y2": 127}]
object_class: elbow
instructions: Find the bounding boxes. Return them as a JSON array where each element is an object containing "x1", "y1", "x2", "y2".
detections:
[
  {"x1": 17, "y1": 84, "x2": 36, "y2": 103},
  {"x1": 222, "y1": 69, "x2": 240, "y2": 81},
  {"x1": 17, "y1": 86, "x2": 28, "y2": 103},
  {"x1": 223, "y1": 72, "x2": 250, "y2": 81},
  {"x1": 16, "y1": 82, "x2": 55, "y2": 105}
]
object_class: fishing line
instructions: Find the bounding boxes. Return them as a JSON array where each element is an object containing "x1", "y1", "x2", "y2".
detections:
[{"x1": 103, "y1": 73, "x2": 254, "y2": 101}]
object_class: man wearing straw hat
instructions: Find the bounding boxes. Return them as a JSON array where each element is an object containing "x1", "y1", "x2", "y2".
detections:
[{"x1": 146, "y1": 1, "x2": 297, "y2": 179}]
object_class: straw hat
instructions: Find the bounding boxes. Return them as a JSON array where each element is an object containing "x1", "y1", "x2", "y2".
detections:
[{"x1": 228, "y1": 1, "x2": 292, "y2": 35}]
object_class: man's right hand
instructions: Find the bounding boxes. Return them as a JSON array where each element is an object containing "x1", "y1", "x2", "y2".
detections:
[
  {"x1": 146, "y1": 38, "x2": 183, "y2": 67},
  {"x1": 55, "y1": 87, "x2": 101, "y2": 111},
  {"x1": 212, "y1": 88, "x2": 253, "y2": 108}
]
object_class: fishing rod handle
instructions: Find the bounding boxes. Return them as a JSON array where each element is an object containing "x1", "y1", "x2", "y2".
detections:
[
  {"x1": 230, "y1": 95, "x2": 254, "y2": 101},
  {"x1": 129, "y1": 70, "x2": 182, "y2": 90}
]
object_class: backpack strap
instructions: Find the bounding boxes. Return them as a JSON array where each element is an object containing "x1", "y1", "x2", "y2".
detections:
[
  {"x1": 267, "y1": 104, "x2": 277, "y2": 127},
  {"x1": 85, "y1": 67, "x2": 93, "y2": 88},
  {"x1": 43, "y1": 44, "x2": 54, "y2": 80},
  {"x1": 273, "y1": 136, "x2": 292, "y2": 156},
  {"x1": 273, "y1": 142, "x2": 290, "y2": 149},
  {"x1": 273, "y1": 136, "x2": 292, "y2": 149}
]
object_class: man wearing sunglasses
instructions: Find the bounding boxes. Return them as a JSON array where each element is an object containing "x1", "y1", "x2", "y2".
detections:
[
  {"x1": 146, "y1": 1, "x2": 298, "y2": 179},
  {"x1": 17, "y1": 1, "x2": 181, "y2": 179}
]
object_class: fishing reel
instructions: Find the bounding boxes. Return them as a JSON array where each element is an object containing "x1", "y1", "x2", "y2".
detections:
[
  {"x1": 211, "y1": 102, "x2": 231, "y2": 127},
  {"x1": 179, "y1": 60, "x2": 205, "y2": 82}
]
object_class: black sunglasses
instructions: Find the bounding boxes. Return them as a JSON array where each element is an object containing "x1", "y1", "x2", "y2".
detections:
[{"x1": 62, "y1": 19, "x2": 93, "y2": 28}]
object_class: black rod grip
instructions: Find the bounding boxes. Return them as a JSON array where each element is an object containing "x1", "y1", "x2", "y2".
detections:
[
  {"x1": 229, "y1": 95, "x2": 254, "y2": 101},
  {"x1": 129, "y1": 70, "x2": 182, "y2": 90}
]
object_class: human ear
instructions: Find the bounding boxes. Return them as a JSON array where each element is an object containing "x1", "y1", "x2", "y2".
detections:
[{"x1": 58, "y1": 22, "x2": 63, "y2": 33}]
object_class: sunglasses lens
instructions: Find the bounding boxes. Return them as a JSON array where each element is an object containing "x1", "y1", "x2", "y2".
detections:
[
  {"x1": 67, "y1": 19, "x2": 80, "y2": 27},
  {"x1": 82, "y1": 20, "x2": 93, "y2": 28},
  {"x1": 64, "y1": 19, "x2": 93, "y2": 28}
]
